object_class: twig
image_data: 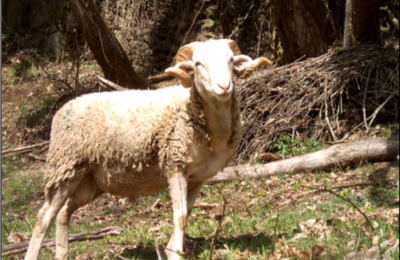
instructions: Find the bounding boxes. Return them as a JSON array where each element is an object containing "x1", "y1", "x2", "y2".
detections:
[
  {"x1": 98, "y1": 76, "x2": 128, "y2": 91},
  {"x1": 228, "y1": 0, "x2": 254, "y2": 39},
  {"x1": 180, "y1": 0, "x2": 205, "y2": 49},
  {"x1": 108, "y1": 249, "x2": 130, "y2": 260},
  {"x1": 367, "y1": 93, "x2": 395, "y2": 130},
  {"x1": 355, "y1": 226, "x2": 362, "y2": 254},
  {"x1": 150, "y1": 198, "x2": 162, "y2": 211},
  {"x1": 74, "y1": 54, "x2": 81, "y2": 97},
  {"x1": 380, "y1": 6, "x2": 399, "y2": 31},
  {"x1": 209, "y1": 185, "x2": 227, "y2": 260},
  {"x1": 44, "y1": 69, "x2": 74, "y2": 91},
  {"x1": 256, "y1": 16, "x2": 264, "y2": 57},
  {"x1": 235, "y1": 45, "x2": 398, "y2": 161},
  {"x1": 193, "y1": 203, "x2": 221, "y2": 209},
  {"x1": 324, "y1": 85, "x2": 337, "y2": 140},
  {"x1": 25, "y1": 212, "x2": 33, "y2": 232},
  {"x1": 319, "y1": 182, "x2": 374, "y2": 190},
  {"x1": 363, "y1": 67, "x2": 373, "y2": 133},
  {"x1": 267, "y1": 206, "x2": 280, "y2": 259},
  {"x1": 154, "y1": 238, "x2": 163, "y2": 260},
  {"x1": 300, "y1": 185, "x2": 374, "y2": 230},
  {"x1": 2, "y1": 227, "x2": 124, "y2": 257},
  {"x1": 27, "y1": 153, "x2": 47, "y2": 161}
]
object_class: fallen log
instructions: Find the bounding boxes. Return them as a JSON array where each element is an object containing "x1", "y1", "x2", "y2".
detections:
[
  {"x1": 2, "y1": 226, "x2": 123, "y2": 257},
  {"x1": 2, "y1": 141, "x2": 50, "y2": 156},
  {"x1": 209, "y1": 135, "x2": 399, "y2": 183}
]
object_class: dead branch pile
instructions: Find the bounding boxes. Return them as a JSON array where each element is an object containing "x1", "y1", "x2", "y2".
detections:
[{"x1": 235, "y1": 45, "x2": 399, "y2": 162}]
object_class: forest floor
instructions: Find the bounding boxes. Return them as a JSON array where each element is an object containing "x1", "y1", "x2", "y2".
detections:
[
  {"x1": 1, "y1": 54, "x2": 399, "y2": 259},
  {"x1": 2, "y1": 156, "x2": 399, "y2": 259}
]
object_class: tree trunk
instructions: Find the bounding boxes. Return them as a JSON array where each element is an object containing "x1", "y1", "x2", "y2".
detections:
[
  {"x1": 68, "y1": 0, "x2": 146, "y2": 89},
  {"x1": 343, "y1": 0, "x2": 353, "y2": 47},
  {"x1": 271, "y1": 0, "x2": 340, "y2": 64},
  {"x1": 209, "y1": 136, "x2": 399, "y2": 182},
  {"x1": 352, "y1": 0, "x2": 380, "y2": 44}
]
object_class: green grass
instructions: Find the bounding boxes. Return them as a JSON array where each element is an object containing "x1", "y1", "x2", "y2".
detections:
[
  {"x1": 2, "y1": 157, "x2": 399, "y2": 259},
  {"x1": 272, "y1": 135, "x2": 326, "y2": 157},
  {"x1": 2, "y1": 158, "x2": 45, "y2": 245}
]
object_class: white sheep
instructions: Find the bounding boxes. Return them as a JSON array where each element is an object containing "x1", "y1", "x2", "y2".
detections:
[{"x1": 24, "y1": 39, "x2": 271, "y2": 260}]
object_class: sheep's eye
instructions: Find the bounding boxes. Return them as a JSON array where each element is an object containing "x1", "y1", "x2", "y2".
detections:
[
  {"x1": 229, "y1": 57, "x2": 234, "y2": 63},
  {"x1": 195, "y1": 61, "x2": 204, "y2": 67}
]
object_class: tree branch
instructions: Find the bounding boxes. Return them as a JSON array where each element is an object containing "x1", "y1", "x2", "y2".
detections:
[
  {"x1": 2, "y1": 141, "x2": 50, "y2": 155},
  {"x1": 2, "y1": 227, "x2": 123, "y2": 257},
  {"x1": 381, "y1": 6, "x2": 399, "y2": 32}
]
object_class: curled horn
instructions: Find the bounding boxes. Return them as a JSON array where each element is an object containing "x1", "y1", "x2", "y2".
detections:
[
  {"x1": 165, "y1": 42, "x2": 201, "y2": 88},
  {"x1": 224, "y1": 39, "x2": 242, "y2": 55},
  {"x1": 239, "y1": 57, "x2": 273, "y2": 79},
  {"x1": 165, "y1": 66, "x2": 192, "y2": 88},
  {"x1": 174, "y1": 42, "x2": 201, "y2": 64}
]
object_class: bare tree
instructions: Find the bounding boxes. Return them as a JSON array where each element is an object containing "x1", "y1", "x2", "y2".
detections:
[
  {"x1": 68, "y1": 0, "x2": 146, "y2": 89},
  {"x1": 272, "y1": 0, "x2": 382, "y2": 63}
]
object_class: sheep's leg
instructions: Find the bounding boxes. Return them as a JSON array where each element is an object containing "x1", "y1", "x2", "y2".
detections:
[
  {"x1": 55, "y1": 197, "x2": 80, "y2": 260},
  {"x1": 166, "y1": 173, "x2": 188, "y2": 260},
  {"x1": 24, "y1": 190, "x2": 71, "y2": 260},
  {"x1": 186, "y1": 181, "x2": 204, "y2": 214},
  {"x1": 55, "y1": 175, "x2": 103, "y2": 260},
  {"x1": 166, "y1": 180, "x2": 204, "y2": 258}
]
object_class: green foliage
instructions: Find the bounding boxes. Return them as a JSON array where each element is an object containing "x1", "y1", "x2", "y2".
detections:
[
  {"x1": 11, "y1": 54, "x2": 34, "y2": 78},
  {"x1": 272, "y1": 135, "x2": 326, "y2": 157},
  {"x1": 379, "y1": 125, "x2": 391, "y2": 137},
  {"x1": 339, "y1": 188, "x2": 350, "y2": 199}
]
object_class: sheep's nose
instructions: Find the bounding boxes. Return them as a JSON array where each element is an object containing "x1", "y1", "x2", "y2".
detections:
[{"x1": 218, "y1": 82, "x2": 231, "y2": 92}]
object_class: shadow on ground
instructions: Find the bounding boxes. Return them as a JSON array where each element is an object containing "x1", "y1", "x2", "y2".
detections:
[{"x1": 121, "y1": 232, "x2": 272, "y2": 259}]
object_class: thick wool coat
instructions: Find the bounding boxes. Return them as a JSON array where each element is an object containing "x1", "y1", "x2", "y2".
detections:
[{"x1": 44, "y1": 85, "x2": 241, "y2": 200}]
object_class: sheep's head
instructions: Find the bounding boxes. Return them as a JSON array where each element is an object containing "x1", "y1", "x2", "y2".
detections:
[{"x1": 166, "y1": 39, "x2": 272, "y2": 102}]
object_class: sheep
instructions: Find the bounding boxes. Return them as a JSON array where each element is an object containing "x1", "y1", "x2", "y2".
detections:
[{"x1": 24, "y1": 39, "x2": 272, "y2": 260}]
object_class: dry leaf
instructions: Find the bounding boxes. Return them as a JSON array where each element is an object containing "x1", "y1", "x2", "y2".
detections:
[
  {"x1": 259, "y1": 152, "x2": 281, "y2": 162},
  {"x1": 294, "y1": 250, "x2": 312, "y2": 260},
  {"x1": 292, "y1": 233, "x2": 308, "y2": 240},
  {"x1": 312, "y1": 243, "x2": 325, "y2": 256},
  {"x1": 7, "y1": 231, "x2": 29, "y2": 244},
  {"x1": 222, "y1": 216, "x2": 233, "y2": 226},
  {"x1": 307, "y1": 205, "x2": 317, "y2": 211}
]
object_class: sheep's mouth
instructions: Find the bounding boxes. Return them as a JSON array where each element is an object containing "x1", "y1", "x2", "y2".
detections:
[{"x1": 214, "y1": 91, "x2": 232, "y2": 101}]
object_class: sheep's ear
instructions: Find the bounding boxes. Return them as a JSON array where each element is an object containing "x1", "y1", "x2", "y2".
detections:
[
  {"x1": 233, "y1": 55, "x2": 272, "y2": 79},
  {"x1": 165, "y1": 61, "x2": 195, "y2": 88},
  {"x1": 232, "y1": 55, "x2": 253, "y2": 75}
]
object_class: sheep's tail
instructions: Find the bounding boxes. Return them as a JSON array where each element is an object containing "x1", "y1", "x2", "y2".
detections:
[{"x1": 44, "y1": 162, "x2": 89, "y2": 202}]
